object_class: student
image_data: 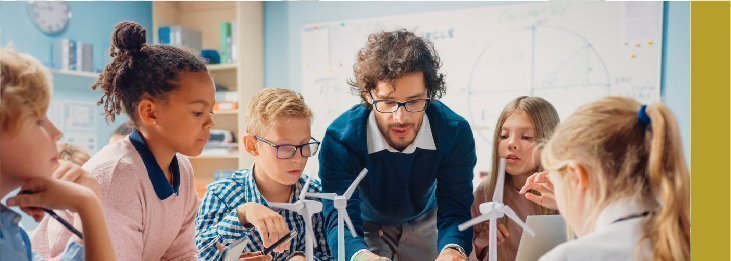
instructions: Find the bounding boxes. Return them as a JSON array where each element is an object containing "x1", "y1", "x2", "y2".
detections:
[
  {"x1": 531, "y1": 97, "x2": 689, "y2": 260},
  {"x1": 195, "y1": 88, "x2": 331, "y2": 261},
  {"x1": 0, "y1": 48, "x2": 116, "y2": 261},
  {"x1": 32, "y1": 21, "x2": 215, "y2": 260},
  {"x1": 471, "y1": 96, "x2": 560, "y2": 261},
  {"x1": 31, "y1": 144, "x2": 92, "y2": 259},
  {"x1": 108, "y1": 121, "x2": 133, "y2": 144}
]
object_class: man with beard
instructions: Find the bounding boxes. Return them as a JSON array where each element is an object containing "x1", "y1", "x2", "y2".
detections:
[{"x1": 319, "y1": 29, "x2": 476, "y2": 261}]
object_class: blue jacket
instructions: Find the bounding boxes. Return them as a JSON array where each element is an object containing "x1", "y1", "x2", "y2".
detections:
[{"x1": 318, "y1": 101, "x2": 476, "y2": 259}]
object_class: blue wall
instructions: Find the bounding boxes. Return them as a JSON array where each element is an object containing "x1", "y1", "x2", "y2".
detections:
[
  {"x1": 0, "y1": 1, "x2": 151, "y2": 152},
  {"x1": 264, "y1": 1, "x2": 691, "y2": 159},
  {"x1": 662, "y1": 3, "x2": 690, "y2": 159}
]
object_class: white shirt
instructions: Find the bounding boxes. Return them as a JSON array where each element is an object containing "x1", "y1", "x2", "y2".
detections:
[
  {"x1": 357, "y1": 110, "x2": 464, "y2": 260},
  {"x1": 366, "y1": 110, "x2": 436, "y2": 154},
  {"x1": 539, "y1": 197, "x2": 656, "y2": 261}
]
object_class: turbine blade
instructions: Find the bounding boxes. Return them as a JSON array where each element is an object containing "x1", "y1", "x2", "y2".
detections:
[
  {"x1": 268, "y1": 202, "x2": 297, "y2": 212},
  {"x1": 341, "y1": 209, "x2": 358, "y2": 237},
  {"x1": 458, "y1": 214, "x2": 490, "y2": 231},
  {"x1": 300, "y1": 174, "x2": 314, "y2": 200},
  {"x1": 502, "y1": 207, "x2": 535, "y2": 236},
  {"x1": 493, "y1": 158, "x2": 506, "y2": 203},
  {"x1": 306, "y1": 193, "x2": 337, "y2": 200},
  {"x1": 344, "y1": 168, "x2": 368, "y2": 199}
]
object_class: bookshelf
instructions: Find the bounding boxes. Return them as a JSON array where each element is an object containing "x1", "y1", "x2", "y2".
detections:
[{"x1": 153, "y1": 1, "x2": 263, "y2": 196}]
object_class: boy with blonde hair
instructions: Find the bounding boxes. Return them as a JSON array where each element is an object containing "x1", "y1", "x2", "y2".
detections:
[
  {"x1": 0, "y1": 48, "x2": 115, "y2": 260},
  {"x1": 196, "y1": 88, "x2": 331, "y2": 261}
]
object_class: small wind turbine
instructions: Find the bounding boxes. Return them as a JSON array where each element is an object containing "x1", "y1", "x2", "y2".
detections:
[
  {"x1": 306, "y1": 168, "x2": 368, "y2": 261},
  {"x1": 458, "y1": 158, "x2": 536, "y2": 261},
  {"x1": 268, "y1": 175, "x2": 323, "y2": 261}
]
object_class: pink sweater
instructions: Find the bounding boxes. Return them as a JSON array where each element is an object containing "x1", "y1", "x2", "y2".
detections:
[{"x1": 31, "y1": 137, "x2": 199, "y2": 260}]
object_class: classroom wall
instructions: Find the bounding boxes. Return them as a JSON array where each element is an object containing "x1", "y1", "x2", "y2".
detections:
[
  {"x1": 0, "y1": 1, "x2": 152, "y2": 152},
  {"x1": 264, "y1": 1, "x2": 691, "y2": 160}
]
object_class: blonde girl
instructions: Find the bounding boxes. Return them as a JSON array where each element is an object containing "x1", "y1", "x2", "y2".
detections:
[
  {"x1": 537, "y1": 97, "x2": 689, "y2": 260},
  {"x1": 471, "y1": 96, "x2": 560, "y2": 261}
]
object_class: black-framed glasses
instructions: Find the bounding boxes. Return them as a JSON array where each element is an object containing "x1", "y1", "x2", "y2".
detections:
[
  {"x1": 254, "y1": 136, "x2": 321, "y2": 159},
  {"x1": 369, "y1": 91, "x2": 431, "y2": 113}
]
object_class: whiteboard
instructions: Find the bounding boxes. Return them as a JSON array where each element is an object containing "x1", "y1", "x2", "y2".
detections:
[{"x1": 301, "y1": 2, "x2": 664, "y2": 183}]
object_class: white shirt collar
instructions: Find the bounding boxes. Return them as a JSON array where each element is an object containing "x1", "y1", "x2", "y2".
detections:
[
  {"x1": 366, "y1": 110, "x2": 436, "y2": 154},
  {"x1": 593, "y1": 196, "x2": 657, "y2": 232}
]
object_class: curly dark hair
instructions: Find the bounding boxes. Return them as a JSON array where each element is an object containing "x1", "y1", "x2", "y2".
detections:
[
  {"x1": 348, "y1": 29, "x2": 446, "y2": 104},
  {"x1": 92, "y1": 21, "x2": 207, "y2": 122}
]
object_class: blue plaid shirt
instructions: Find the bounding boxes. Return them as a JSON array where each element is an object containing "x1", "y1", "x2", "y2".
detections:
[
  {"x1": 0, "y1": 204, "x2": 84, "y2": 261},
  {"x1": 195, "y1": 168, "x2": 332, "y2": 261}
]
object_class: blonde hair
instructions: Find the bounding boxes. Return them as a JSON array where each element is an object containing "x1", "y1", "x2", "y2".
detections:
[
  {"x1": 542, "y1": 96, "x2": 689, "y2": 261},
  {"x1": 0, "y1": 49, "x2": 52, "y2": 136},
  {"x1": 246, "y1": 88, "x2": 313, "y2": 136},
  {"x1": 58, "y1": 143, "x2": 91, "y2": 166},
  {"x1": 478, "y1": 96, "x2": 560, "y2": 259}
]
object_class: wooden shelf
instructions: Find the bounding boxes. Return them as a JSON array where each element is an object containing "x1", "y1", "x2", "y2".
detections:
[
  {"x1": 52, "y1": 70, "x2": 99, "y2": 79},
  {"x1": 153, "y1": 1, "x2": 262, "y2": 186},
  {"x1": 207, "y1": 63, "x2": 237, "y2": 71}
]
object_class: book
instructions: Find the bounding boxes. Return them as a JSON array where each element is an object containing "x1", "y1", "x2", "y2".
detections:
[
  {"x1": 158, "y1": 26, "x2": 202, "y2": 54},
  {"x1": 55, "y1": 39, "x2": 76, "y2": 71},
  {"x1": 220, "y1": 22, "x2": 232, "y2": 64},
  {"x1": 76, "y1": 43, "x2": 93, "y2": 72}
]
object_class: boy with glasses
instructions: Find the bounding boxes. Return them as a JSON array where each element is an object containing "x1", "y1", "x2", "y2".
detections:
[
  {"x1": 319, "y1": 30, "x2": 476, "y2": 261},
  {"x1": 195, "y1": 88, "x2": 332, "y2": 261}
]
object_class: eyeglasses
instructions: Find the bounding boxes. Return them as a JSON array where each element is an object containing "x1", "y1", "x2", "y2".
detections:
[
  {"x1": 369, "y1": 91, "x2": 431, "y2": 113},
  {"x1": 254, "y1": 136, "x2": 321, "y2": 159}
]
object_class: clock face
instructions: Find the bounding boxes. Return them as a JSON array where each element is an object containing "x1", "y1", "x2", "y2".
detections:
[{"x1": 27, "y1": 1, "x2": 71, "y2": 35}]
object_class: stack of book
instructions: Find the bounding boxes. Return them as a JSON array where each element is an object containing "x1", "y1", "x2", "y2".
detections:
[
  {"x1": 55, "y1": 39, "x2": 93, "y2": 72},
  {"x1": 201, "y1": 129, "x2": 238, "y2": 156},
  {"x1": 158, "y1": 26, "x2": 203, "y2": 55},
  {"x1": 214, "y1": 91, "x2": 238, "y2": 111}
]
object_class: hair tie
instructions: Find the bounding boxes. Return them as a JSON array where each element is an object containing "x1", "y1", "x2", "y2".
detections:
[{"x1": 638, "y1": 105, "x2": 651, "y2": 126}]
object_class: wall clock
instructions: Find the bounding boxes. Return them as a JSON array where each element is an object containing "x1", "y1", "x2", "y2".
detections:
[{"x1": 27, "y1": 1, "x2": 71, "y2": 35}]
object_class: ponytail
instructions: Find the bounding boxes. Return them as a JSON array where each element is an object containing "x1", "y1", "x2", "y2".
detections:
[{"x1": 645, "y1": 104, "x2": 690, "y2": 261}]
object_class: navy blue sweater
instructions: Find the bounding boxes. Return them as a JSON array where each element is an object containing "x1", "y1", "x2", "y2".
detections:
[{"x1": 318, "y1": 101, "x2": 476, "y2": 259}]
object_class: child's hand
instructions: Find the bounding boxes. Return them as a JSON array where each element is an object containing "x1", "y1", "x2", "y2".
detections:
[
  {"x1": 52, "y1": 160, "x2": 101, "y2": 197},
  {"x1": 519, "y1": 171, "x2": 558, "y2": 210},
  {"x1": 239, "y1": 252, "x2": 272, "y2": 261},
  {"x1": 238, "y1": 202, "x2": 291, "y2": 253},
  {"x1": 496, "y1": 223, "x2": 509, "y2": 244},
  {"x1": 6, "y1": 177, "x2": 97, "y2": 221}
]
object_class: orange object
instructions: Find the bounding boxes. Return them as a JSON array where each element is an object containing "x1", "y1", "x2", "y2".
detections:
[{"x1": 214, "y1": 102, "x2": 238, "y2": 111}]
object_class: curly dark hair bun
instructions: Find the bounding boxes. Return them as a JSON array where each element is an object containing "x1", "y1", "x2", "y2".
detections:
[
  {"x1": 112, "y1": 21, "x2": 146, "y2": 55},
  {"x1": 93, "y1": 21, "x2": 207, "y2": 123}
]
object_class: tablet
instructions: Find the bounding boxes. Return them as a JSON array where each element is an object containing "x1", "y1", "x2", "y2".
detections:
[
  {"x1": 224, "y1": 239, "x2": 248, "y2": 261},
  {"x1": 516, "y1": 215, "x2": 568, "y2": 261}
]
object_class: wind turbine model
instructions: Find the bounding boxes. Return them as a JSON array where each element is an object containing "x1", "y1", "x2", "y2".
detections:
[
  {"x1": 458, "y1": 158, "x2": 536, "y2": 261},
  {"x1": 268, "y1": 175, "x2": 322, "y2": 261},
  {"x1": 306, "y1": 168, "x2": 368, "y2": 261}
]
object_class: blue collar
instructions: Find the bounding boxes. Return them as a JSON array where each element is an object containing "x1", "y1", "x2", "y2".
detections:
[
  {"x1": 129, "y1": 129, "x2": 181, "y2": 200},
  {"x1": 244, "y1": 166, "x2": 306, "y2": 205}
]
